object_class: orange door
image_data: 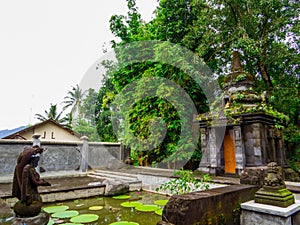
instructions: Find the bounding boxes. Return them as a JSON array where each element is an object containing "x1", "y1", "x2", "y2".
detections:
[{"x1": 224, "y1": 129, "x2": 236, "y2": 174}]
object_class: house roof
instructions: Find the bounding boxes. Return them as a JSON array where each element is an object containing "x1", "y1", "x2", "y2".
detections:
[
  {"x1": 1, "y1": 119, "x2": 80, "y2": 139},
  {"x1": 0, "y1": 126, "x2": 28, "y2": 139}
]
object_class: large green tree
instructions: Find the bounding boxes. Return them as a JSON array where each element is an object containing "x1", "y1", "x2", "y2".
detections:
[
  {"x1": 97, "y1": 0, "x2": 206, "y2": 167},
  {"x1": 98, "y1": 0, "x2": 299, "y2": 166}
]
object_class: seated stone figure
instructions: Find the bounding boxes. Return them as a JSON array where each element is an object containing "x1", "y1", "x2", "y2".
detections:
[
  {"x1": 255, "y1": 162, "x2": 295, "y2": 207},
  {"x1": 263, "y1": 162, "x2": 285, "y2": 189},
  {"x1": 12, "y1": 146, "x2": 51, "y2": 217}
]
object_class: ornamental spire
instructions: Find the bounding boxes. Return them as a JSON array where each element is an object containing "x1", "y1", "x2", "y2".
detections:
[{"x1": 231, "y1": 51, "x2": 243, "y2": 72}]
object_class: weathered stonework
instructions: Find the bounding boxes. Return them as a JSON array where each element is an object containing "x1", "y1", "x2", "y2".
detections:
[
  {"x1": 0, "y1": 139, "x2": 121, "y2": 175},
  {"x1": 241, "y1": 200, "x2": 300, "y2": 225},
  {"x1": 103, "y1": 179, "x2": 130, "y2": 196},
  {"x1": 197, "y1": 51, "x2": 289, "y2": 176},
  {"x1": 240, "y1": 166, "x2": 268, "y2": 187},
  {"x1": 158, "y1": 185, "x2": 257, "y2": 225},
  {"x1": 255, "y1": 162, "x2": 295, "y2": 208},
  {"x1": 12, "y1": 211, "x2": 49, "y2": 225}
]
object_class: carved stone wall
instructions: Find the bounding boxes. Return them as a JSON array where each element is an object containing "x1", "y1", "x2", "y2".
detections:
[
  {"x1": 0, "y1": 140, "x2": 120, "y2": 175},
  {"x1": 233, "y1": 125, "x2": 245, "y2": 174}
]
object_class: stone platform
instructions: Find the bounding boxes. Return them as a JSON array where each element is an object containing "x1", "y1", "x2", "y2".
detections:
[
  {"x1": 12, "y1": 212, "x2": 49, "y2": 225},
  {"x1": 241, "y1": 200, "x2": 300, "y2": 225},
  {"x1": 0, "y1": 174, "x2": 106, "y2": 207},
  {"x1": 0, "y1": 168, "x2": 145, "y2": 207}
]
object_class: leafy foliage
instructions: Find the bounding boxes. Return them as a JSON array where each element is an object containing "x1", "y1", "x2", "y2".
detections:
[
  {"x1": 156, "y1": 169, "x2": 212, "y2": 195},
  {"x1": 35, "y1": 103, "x2": 66, "y2": 125},
  {"x1": 96, "y1": 0, "x2": 299, "y2": 166},
  {"x1": 63, "y1": 84, "x2": 86, "y2": 117},
  {"x1": 95, "y1": 63, "x2": 118, "y2": 142},
  {"x1": 96, "y1": 0, "x2": 208, "y2": 166}
]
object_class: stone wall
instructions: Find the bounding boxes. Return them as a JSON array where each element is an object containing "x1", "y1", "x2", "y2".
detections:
[
  {"x1": 87, "y1": 142, "x2": 122, "y2": 169},
  {"x1": 0, "y1": 139, "x2": 121, "y2": 175},
  {"x1": 159, "y1": 184, "x2": 258, "y2": 225}
]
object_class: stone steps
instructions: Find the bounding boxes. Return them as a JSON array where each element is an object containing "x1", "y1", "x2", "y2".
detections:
[
  {"x1": 89, "y1": 169, "x2": 139, "y2": 181},
  {"x1": 88, "y1": 170, "x2": 142, "y2": 191}
]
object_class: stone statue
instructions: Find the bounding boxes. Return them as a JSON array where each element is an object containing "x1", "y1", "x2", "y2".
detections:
[
  {"x1": 255, "y1": 162, "x2": 295, "y2": 207},
  {"x1": 263, "y1": 162, "x2": 285, "y2": 188},
  {"x1": 12, "y1": 146, "x2": 51, "y2": 217}
]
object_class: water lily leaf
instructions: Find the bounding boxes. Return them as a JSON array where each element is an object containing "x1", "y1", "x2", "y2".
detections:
[
  {"x1": 154, "y1": 199, "x2": 169, "y2": 206},
  {"x1": 60, "y1": 223, "x2": 84, "y2": 225},
  {"x1": 88, "y1": 206, "x2": 104, "y2": 211},
  {"x1": 112, "y1": 195, "x2": 131, "y2": 200},
  {"x1": 155, "y1": 209, "x2": 163, "y2": 216},
  {"x1": 73, "y1": 200, "x2": 80, "y2": 204},
  {"x1": 70, "y1": 214, "x2": 99, "y2": 223},
  {"x1": 120, "y1": 201, "x2": 143, "y2": 208},
  {"x1": 47, "y1": 218, "x2": 55, "y2": 225},
  {"x1": 52, "y1": 210, "x2": 79, "y2": 218},
  {"x1": 43, "y1": 205, "x2": 69, "y2": 213},
  {"x1": 135, "y1": 205, "x2": 160, "y2": 212},
  {"x1": 109, "y1": 222, "x2": 139, "y2": 225}
]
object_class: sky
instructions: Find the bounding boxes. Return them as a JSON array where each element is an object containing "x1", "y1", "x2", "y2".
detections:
[{"x1": 0, "y1": 0, "x2": 158, "y2": 130}]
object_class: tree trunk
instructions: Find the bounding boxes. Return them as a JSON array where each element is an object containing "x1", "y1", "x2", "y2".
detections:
[{"x1": 257, "y1": 60, "x2": 273, "y2": 92}]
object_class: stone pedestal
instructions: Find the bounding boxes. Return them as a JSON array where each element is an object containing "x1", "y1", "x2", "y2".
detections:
[
  {"x1": 12, "y1": 211, "x2": 50, "y2": 225},
  {"x1": 253, "y1": 162, "x2": 295, "y2": 208},
  {"x1": 255, "y1": 187, "x2": 295, "y2": 207},
  {"x1": 240, "y1": 200, "x2": 300, "y2": 225}
]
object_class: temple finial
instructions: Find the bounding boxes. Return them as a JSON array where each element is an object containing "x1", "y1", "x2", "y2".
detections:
[{"x1": 232, "y1": 51, "x2": 243, "y2": 72}]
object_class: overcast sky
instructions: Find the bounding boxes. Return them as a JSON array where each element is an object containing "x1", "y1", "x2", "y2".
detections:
[{"x1": 0, "y1": 0, "x2": 158, "y2": 130}]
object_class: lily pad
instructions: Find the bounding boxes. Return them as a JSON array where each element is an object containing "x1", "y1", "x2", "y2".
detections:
[
  {"x1": 70, "y1": 214, "x2": 99, "y2": 223},
  {"x1": 52, "y1": 210, "x2": 79, "y2": 218},
  {"x1": 60, "y1": 223, "x2": 84, "y2": 225},
  {"x1": 47, "y1": 218, "x2": 55, "y2": 225},
  {"x1": 112, "y1": 195, "x2": 131, "y2": 200},
  {"x1": 155, "y1": 209, "x2": 163, "y2": 216},
  {"x1": 120, "y1": 202, "x2": 143, "y2": 208},
  {"x1": 109, "y1": 222, "x2": 139, "y2": 225},
  {"x1": 154, "y1": 199, "x2": 169, "y2": 206},
  {"x1": 88, "y1": 206, "x2": 104, "y2": 211},
  {"x1": 135, "y1": 205, "x2": 160, "y2": 212},
  {"x1": 43, "y1": 205, "x2": 69, "y2": 213}
]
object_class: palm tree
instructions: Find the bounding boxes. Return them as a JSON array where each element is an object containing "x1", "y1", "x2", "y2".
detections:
[
  {"x1": 35, "y1": 103, "x2": 64, "y2": 123},
  {"x1": 63, "y1": 84, "x2": 86, "y2": 118},
  {"x1": 60, "y1": 112, "x2": 73, "y2": 129}
]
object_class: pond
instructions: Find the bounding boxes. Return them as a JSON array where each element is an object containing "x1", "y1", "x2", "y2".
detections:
[{"x1": 43, "y1": 191, "x2": 169, "y2": 225}]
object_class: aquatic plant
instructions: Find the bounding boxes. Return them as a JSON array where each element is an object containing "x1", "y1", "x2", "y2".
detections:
[{"x1": 156, "y1": 169, "x2": 212, "y2": 195}]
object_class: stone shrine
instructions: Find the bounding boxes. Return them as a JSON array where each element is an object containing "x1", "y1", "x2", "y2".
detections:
[{"x1": 197, "y1": 51, "x2": 288, "y2": 176}]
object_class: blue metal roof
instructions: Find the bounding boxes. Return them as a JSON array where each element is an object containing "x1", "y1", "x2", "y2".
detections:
[{"x1": 0, "y1": 126, "x2": 28, "y2": 139}]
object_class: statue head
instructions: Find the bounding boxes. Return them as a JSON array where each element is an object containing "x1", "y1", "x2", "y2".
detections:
[{"x1": 268, "y1": 162, "x2": 279, "y2": 174}]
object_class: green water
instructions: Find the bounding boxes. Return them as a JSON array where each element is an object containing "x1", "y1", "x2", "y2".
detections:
[{"x1": 44, "y1": 191, "x2": 169, "y2": 225}]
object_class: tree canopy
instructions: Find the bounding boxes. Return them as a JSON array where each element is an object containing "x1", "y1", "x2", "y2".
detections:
[{"x1": 96, "y1": 0, "x2": 299, "y2": 167}]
